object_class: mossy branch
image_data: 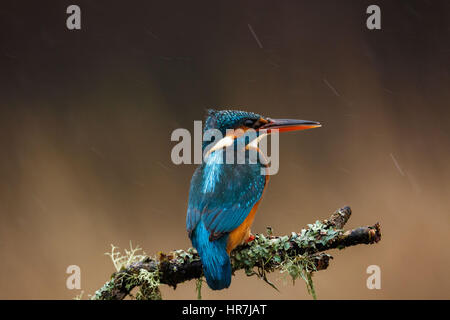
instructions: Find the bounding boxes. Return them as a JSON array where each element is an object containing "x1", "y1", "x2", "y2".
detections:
[{"x1": 91, "y1": 206, "x2": 381, "y2": 300}]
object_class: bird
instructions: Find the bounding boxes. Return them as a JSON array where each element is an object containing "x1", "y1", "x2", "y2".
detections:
[{"x1": 186, "y1": 109, "x2": 321, "y2": 290}]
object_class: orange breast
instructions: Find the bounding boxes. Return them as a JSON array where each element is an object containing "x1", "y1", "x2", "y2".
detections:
[
  {"x1": 226, "y1": 173, "x2": 269, "y2": 254},
  {"x1": 226, "y1": 200, "x2": 261, "y2": 254}
]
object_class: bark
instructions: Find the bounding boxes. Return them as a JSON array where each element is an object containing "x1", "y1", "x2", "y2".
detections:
[{"x1": 92, "y1": 206, "x2": 381, "y2": 300}]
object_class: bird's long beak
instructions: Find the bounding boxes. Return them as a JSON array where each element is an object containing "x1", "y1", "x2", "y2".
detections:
[{"x1": 259, "y1": 118, "x2": 321, "y2": 133}]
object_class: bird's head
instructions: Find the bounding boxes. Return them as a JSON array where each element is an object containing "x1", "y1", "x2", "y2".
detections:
[
  {"x1": 203, "y1": 108, "x2": 321, "y2": 152},
  {"x1": 204, "y1": 108, "x2": 321, "y2": 134}
]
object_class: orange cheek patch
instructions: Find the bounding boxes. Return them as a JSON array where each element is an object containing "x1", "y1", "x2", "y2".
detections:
[{"x1": 227, "y1": 126, "x2": 251, "y2": 138}]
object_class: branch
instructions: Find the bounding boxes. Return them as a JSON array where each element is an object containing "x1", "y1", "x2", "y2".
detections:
[{"x1": 91, "y1": 206, "x2": 381, "y2": 300}]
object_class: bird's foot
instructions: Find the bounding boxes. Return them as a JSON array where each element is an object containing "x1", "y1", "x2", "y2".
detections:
[{"x1": 246, "y1": 233, "x2": 256, "y2": 243}]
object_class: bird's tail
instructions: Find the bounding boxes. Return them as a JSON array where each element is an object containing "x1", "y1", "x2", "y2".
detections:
[{"x1": 191, "y1": 221, "x2": 231, "y2": 290}]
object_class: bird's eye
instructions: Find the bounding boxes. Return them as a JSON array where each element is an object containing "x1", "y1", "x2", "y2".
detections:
[{"x1": 244, "y1": 119, "x2": 255, "y2": 127}]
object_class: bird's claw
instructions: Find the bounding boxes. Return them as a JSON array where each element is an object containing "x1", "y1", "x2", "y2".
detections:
[{"x1": 246, "y1": 234, "x2": 256, "y2": 243}]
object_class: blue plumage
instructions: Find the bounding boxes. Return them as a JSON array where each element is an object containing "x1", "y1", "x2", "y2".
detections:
[
  {"x1": 187, "y1": 147, "x2": 266, "y2": 237},
  {"x1": 191, "y1": 220, "x2": 231, "y2": 290},
  {"x1": 202, "y1": 109, "x2": 264, "y2": 150},
  {"x1": 187, "y1": 147, "x2": 265, "y2": 289},
  {"x1": 186, "y1": 109, "x2": 321, "y2": 291},
  {"x1": 186, "y1": 110, "x2": 267, "y2": 290}
]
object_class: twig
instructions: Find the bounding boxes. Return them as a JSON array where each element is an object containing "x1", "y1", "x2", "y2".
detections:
[{"x1": 92, "y1": 206, "x2": 381, "y2": 300}]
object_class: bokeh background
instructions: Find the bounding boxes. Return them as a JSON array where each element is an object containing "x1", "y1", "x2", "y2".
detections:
[{"x1": 1, "y1": 0, "x2": 449, "y2": 299}]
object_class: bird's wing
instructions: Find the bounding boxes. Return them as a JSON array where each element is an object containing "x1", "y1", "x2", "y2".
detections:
[{"x1": 186, "y1": 150, "x2": 266, "y2": 240}]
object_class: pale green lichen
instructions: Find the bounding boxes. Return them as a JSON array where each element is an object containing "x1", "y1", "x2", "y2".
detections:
[
  {"x1": 294, "y1": 220, "x2": 342, "y2": 249},
  {"x1": 232, "y1": 235, "x2": 319, "y2": 298},
  {"x1": 231, "y1": 222, "x2": 342, "y2": 299},
  {"x1": 279, "y1": 255, "x2": 317, "y2": 299},
  {"x1": 91, "y1": 279, "x2": 115, "y2": 300},
  {"x1": 196, "y1": 277, "x2": 203, "y2": 300},
  {"x1": 91, "y1": 243, "x2": 161, "y2": 300},
  {"x1": 135, "y1": 269, "x2": 161, "y2": 300},
  {"x1": 73, "y1": 290, "x2": 84, "y2": 300},
  {"x1": 105, "y1": 242, "x2": 147, "y2": 272},
  {"x1": 94, "y1": 220, "x2": 342, "y2": 300},
  {"x1": 114, "y1": 256, "x2": 162, "y2": 300},
  {"x1": 171, "y1": 247, "x2": 198, "y2": 265}
]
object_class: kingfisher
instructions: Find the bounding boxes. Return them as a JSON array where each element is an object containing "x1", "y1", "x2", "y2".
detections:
[{"x1": 186, "y1": 109, "x2": 321, "y2": 290}]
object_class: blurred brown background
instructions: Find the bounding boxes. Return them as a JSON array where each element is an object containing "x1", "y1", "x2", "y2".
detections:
[{"x1": 0, "y1": 0, "x2": 449, "y2": 299}]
